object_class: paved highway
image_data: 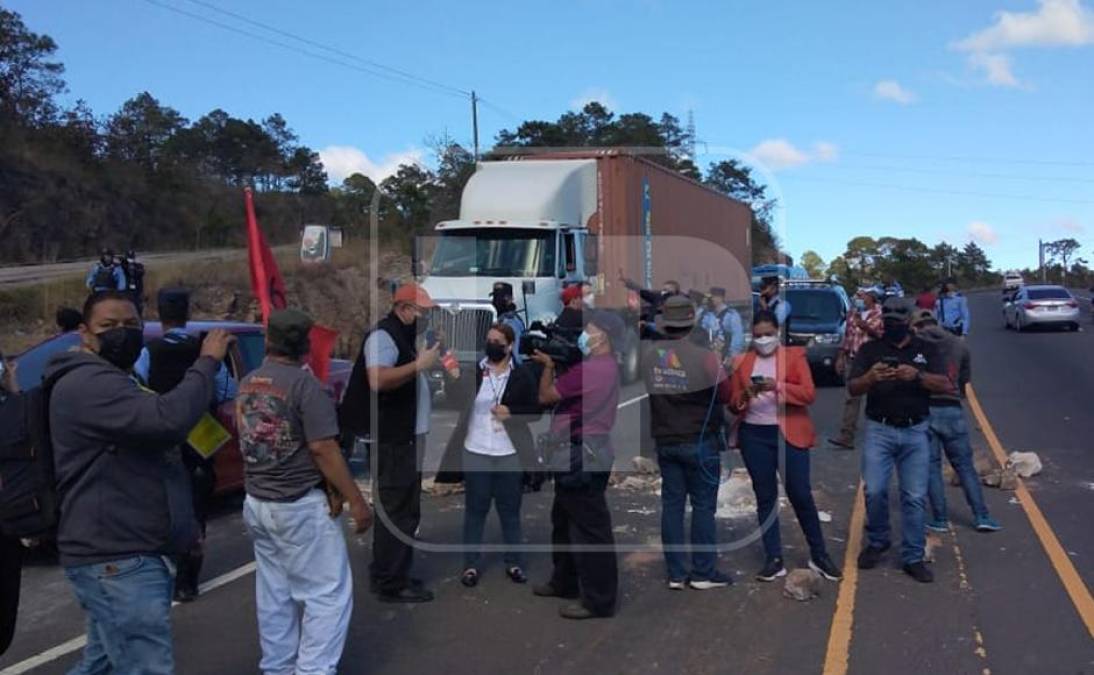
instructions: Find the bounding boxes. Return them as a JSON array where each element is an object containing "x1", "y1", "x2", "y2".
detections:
[
  {"x1": 2, "y1": 290, "x2": 1092, "y2": 674},
  {"x1": 0, "y1": 248, "x2": 263, "y2": 288}
]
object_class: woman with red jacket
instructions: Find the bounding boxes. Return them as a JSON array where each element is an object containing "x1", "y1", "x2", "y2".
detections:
[{"x1": 729, "y1": 310, "x2": 842, "y2": 583}]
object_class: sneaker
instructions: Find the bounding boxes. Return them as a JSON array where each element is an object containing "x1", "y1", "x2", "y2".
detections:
[
  {"x1": 755, "y1": 557, "x2": 787, "y2": 582},
  {"x1": 925, "y1": 518, "x2": 950, "y2": 533},
  {"x1": 827, "y1": 437, "x2": 854, "y2": 450},
  {"x1": 559, "y1": 604, "x2": 601, "y2": 620},
  {"x1": 689, "y1": 571, "x2": 734, "y2": 590},
  {"x1": 903, "y1": 561, "x2": 934, "y2": 583},
  {"x1": 667, "y1": 579, "x2": 687, "y2": 591},
  {"x1": 857, "y1": 544, "x2": 890, "y2": 570},
  {"x1": 532, "y1": 583, "x2": 579, "y2": 599},
  {"x1": 974, "y1": 515, "x2": 1002, "y2": 532},
  {"x1": 460, "y1": 568, "x2": 479, "y2": 588},
  {"x1": 809, "y1": 554, "x2": 843, "y2": 581}
]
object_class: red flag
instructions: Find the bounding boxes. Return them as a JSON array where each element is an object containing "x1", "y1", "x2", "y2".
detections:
[{"x1": 244, "y1": 188, "x2": 338, "y2": 382}]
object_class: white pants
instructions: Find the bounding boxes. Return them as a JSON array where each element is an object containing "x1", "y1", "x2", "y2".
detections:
[{"x1": 243, "y1": 490, "x2": 353, "y2": 675}]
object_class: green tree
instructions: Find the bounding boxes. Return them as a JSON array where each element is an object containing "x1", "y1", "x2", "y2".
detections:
[
  {"x1": 800, "y1": 250, "x2": 825, "y2": 278},
  {"x1": 381, "y1": 163, "x2": 434, "y2": 235},
  {"x1": 0, "y1": 7, "x2": 65, "y2": 126},
  {"x1": 105, "y1": 92, "x2": 186, "y2": 170},
  {"x1": 1044, "y1": 238, "x2": 1081, "y2": 284},
  {"x1": 955, "y1": 241, "x2": 992, "y2": 285}
]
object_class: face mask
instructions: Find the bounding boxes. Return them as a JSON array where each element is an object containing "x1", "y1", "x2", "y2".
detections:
[
  {"x1": 883, "y1": 320, "x2": 909, "y2": 344},
  {"x1": 577, "y1": 331, "x2": 593, "y2": 356},
  {"x1": 753, "y1": 335, "x2": 779, "y2": 356},
  {"x1": 95, "y1": 326, "x2": 144, "y2": 370},
  {"x1": 484, "y1": 341, "x2": 507, "y2": 363},
  {"x1": 582, "y1": 293, "x2": 595, "y2": 309}
]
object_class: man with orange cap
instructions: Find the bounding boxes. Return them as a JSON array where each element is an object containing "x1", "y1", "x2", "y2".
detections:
[{"x1": 340, "y1": 282, "x2": 441, "y2": 603}]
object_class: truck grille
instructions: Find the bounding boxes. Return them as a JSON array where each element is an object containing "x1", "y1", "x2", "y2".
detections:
[
  {"x1": 787, "y1": 332, "x2": 813, "y2": 347},
  {"x1": 428, "y1": 306, "x2": 496, "y2": 361}
]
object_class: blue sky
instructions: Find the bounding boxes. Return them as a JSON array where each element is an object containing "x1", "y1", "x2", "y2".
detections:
[{"x1": 11, "y1": 0, "x2": 1094, "y2": 272}]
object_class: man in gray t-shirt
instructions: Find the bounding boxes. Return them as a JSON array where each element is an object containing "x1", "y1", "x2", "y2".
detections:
[{"x1": 237, "y1": 309, "x2": 371, "y2": 674}]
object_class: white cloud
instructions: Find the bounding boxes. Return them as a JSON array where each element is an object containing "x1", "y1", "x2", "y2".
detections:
[
  {"x1": 968, "y1": 221, "x2": 1000, "y2": 245},
  {"x1": 873, "y1": 79, "x2": 917, "y2": 104},
  {"x1": 952, "y1": 0, "x2": 1094, "y2": 87},
  {"x1": 1059, "y1": 218, "x2": 1085, "y2": 233},
  {"x1": 746, "y1": 139, "x2": 839, "y2": 171},
  {"x1": 319, "y1": 145, "x2": 424, "y2": 185},
  {"x1": 570, "y1": 88, "x2": 618, "y2": 112}
]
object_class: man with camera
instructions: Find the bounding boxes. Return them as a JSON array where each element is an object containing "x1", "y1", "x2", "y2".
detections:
[
  {"x1": 339, "y1": 283, "x2": 440, "y2": 603},
  {"x1": 847, "y1": 298, "x2": 952, "y2": 583},
  {"x1": 530, "y1": 310, "x2": 623, "y2": 620}
]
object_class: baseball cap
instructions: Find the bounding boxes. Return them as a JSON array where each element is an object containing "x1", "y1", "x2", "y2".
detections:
[
  {"x1": 882, "y1": 297, "x2": 914, "y2": 322},
  {"x1": 911, "y1": 308, "x2": 937, "y2": 326},
  {"x1": 657, "y1": 295, "x2": 697, "y2": 330},
  {"x1": 560, "y1": 284, "x2": 583, "y2": 304},
  {"x1": 268, "y1": 308, "x2": 314, "y2": 355},
  {"x1": 393, "y1": 282, "x2": 435, "y2": 309},
  {"x1": 587, "y1": 310, "x2": 625, "y2": 349},
  {"x1": 489, "y1": 281, "x2": 514, "y2": 299}
]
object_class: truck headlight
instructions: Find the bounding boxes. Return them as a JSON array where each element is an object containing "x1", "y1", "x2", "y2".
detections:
[{"x1": 813, "y1": 333, "x2": 842, "y2": 345}]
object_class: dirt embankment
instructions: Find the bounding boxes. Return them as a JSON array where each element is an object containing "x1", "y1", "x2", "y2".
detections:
[{"x1": 0, "y1": 243, "x2": 411, "y2": 358}]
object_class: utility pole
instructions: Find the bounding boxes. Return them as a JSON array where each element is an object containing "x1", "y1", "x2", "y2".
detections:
[
  {"x1": 685, "y1": 109, "x2": 696, "y2": 164},
  {"x1": 1039, "y1": 239, "x2": 1046, "y2": 282},
  {"x1": 471, "y1": 90, "x2": 480, "y2": 162}
]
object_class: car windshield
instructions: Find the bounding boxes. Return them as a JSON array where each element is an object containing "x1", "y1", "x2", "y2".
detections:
[
  {"x1": 785, "y1": 289, "x2": 844, "y2": 321},
  {"x1": 1028, "y1": 288, "x2": 1071, "y2": 300},
  {"x1": 429, "y1": 228, "x2": 556, "y2": 278}
]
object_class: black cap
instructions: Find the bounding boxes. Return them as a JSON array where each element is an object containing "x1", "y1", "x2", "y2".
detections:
[
  {"x1": 761, "y1": 275, "x2": 780, "y2": 287},
  {"x1": 489, "y1": 281, "x2": 514, "y2": 299},
  {"x1": 587, "y1": 310, "x2": 625, "y2": 349},
  {"x1": 157, "y1": 288, "x2": 191, "y2": 323},
  {"x1": 656, "y1": 295, "x2": 697, "y2": 329},
  {"x1": 709, "y1": 286, "x2": 726, "y2": 297},
  {"x1": 882, "y1": 297, "x2": 914, "y2": 322},
  {"x1": 268, "y1": 309, "x2": 314, "y2": 356}
]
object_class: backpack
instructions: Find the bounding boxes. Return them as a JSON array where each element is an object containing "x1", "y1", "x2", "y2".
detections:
[
  {"x1": 0, "y1": 363, "x2": 88, "y2": 539},
  {"x1": 91, "y1": 264, "x2": 115, "y2": 290}
]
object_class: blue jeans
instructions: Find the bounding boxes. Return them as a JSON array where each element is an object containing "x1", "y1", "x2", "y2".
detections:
[
  {"x1": 738, "y1": 423, "x2": 827, "y2": 562},
  {"x1": 244, "y1": 490, "x2": 353, "y2": 675},
  {"x1": 657, "y1": 438, "x2": 721, "y2": 581},
  {"x1": 862, "y1": 420, "x2": 930, "y2": 565},
  {"x1": 462, "y1": 449, "x2": 525, "y2": 569},
  {"x1": 64, "y1": 555, "x2": 175, "y2": 675},
  {"x1": 928, "y1": 406, "x2": 989, "y2": 521}
]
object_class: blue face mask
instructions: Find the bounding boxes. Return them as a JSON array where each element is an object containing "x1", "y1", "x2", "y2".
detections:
[{"x1": 577, "y1": 331, "x2": 592, "y2": 356}]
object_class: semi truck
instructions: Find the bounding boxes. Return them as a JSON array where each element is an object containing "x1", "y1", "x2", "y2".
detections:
[{"x1": 415, "y1": 149, "x2": 752, "y2": 394}]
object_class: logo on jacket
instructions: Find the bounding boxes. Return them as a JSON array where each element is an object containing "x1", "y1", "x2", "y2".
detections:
[{"x1": 913, "y1": 353, "x2": 928, "y2": 366}]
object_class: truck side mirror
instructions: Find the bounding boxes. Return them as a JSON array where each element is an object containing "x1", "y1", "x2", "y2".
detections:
[{"x1": 522, "y1": 280, "x2": 536, "y2": 295}]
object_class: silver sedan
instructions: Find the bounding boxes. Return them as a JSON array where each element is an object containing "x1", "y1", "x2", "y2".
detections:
[{"x1": 1003, "y1": 285, "x2": 1081, "y2": 331}]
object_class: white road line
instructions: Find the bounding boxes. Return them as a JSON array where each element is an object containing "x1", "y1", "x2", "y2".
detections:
[
  {"x1": 0, "y1": 562, "x2": 258, "y2": 674},
  {"x1": 5, "y1": 393, "x2": 654, "y2": 673}
]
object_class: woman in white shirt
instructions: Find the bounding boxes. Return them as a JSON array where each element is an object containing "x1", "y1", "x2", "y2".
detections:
[{"x1": 434, "y1": 323, "x2": 542, "y2": 587}]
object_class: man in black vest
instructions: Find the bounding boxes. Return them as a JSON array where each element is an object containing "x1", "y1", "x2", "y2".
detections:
[
  {"x1": 133, "y1": 288, "x2": 237, "y2": 602},
  {"x1": 340, "y1": 283, "x2": 440, "y2": 603}
]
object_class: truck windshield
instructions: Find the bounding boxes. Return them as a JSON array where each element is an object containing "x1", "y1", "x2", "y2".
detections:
[
  {"x1": 429, "y1": 228, "x2": 557, "y2": 277},
  {"x1": 785, "y1": 289, "x2": 844, "y2": 322}
]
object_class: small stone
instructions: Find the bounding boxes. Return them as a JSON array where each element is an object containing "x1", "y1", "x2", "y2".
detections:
[
  {"x1": 783, "y1": 569, "x2": 822, "y2": 601},
  {"x1": 631, "y1": 456, "x2": 661, "y2": 475},
  {"x1": 1007, "y1": 451, "x2": 1042, "y2": 478},
  {"x1": 818, "y1": 511, "x2": 833, "y2": 523},
  {"x1": 998, "y1": 467, "x2": 1019, "y2": 491},
  {"x1": 982, "y1": 469, "x2": 1002, "y2": 488}
]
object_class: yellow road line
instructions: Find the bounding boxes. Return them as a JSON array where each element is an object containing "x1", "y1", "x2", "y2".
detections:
[
  {"x1": 822, "y1": 481, "x2": 866, "y2": 675},
  {"x1": 967, "y1": 385, "x2": 1094, "y2": 640}
]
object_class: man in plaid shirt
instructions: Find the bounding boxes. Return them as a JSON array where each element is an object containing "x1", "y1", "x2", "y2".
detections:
[{"x1": 829, "y1": 288, "x2": 883, "y2": 449}]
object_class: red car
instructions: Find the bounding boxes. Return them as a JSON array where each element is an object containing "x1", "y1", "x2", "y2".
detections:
[{"x1": 11, "y1": 321, "x2": 353, "y2": 495}]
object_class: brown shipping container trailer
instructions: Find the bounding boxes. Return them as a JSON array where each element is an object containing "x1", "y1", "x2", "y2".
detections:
[{"x1": 526, "y1": 151, "x2": 753, "y2": 310}]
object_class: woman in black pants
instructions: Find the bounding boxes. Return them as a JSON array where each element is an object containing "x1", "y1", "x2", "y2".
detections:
[{"x1": 435, "y1": 323, "x2": 541, "y2": 587}]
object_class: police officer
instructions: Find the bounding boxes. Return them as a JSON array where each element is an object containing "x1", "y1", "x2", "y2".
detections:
[
  {"x1": 122, "y1": 250, "x2": 146, "y2": 316},
  {"x1": 133, "y1": 288, "x2": 237, "y2": 602},
  {"x1": 702, "y1": 286, "x2": 745, "y2": 365},
  {"x1": 86, "y1": 248, "x2": 126, "y2": 293},
  {"x1": 490, "y1": 281, "x2": 525, "y2": 364}
]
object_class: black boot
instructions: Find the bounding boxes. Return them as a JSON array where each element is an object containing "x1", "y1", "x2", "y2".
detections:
[{"x1": 174, "y1": 552, "x2": 203, "y2": 602}]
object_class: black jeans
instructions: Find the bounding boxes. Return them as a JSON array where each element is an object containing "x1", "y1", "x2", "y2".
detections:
[
  {"x1": 738, "y1": 423, "x2": 827, "y2": 562},
  {"x1": 177, "y1": 455, "x2": 215, "y2": 594},
  {"x1": 0, "y1": 533, "x2": 22, "y2": 656},
  {"x1": 548, "y1": 474, "x2": 618, "y2": 617},
  {"x1": 370, "y1": 437, "x2": 423, "y2": 594}
]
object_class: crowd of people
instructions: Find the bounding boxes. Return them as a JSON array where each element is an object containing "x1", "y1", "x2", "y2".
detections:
[{"x1": 0, "y1": 269, "x2": 1001, "y2": 673}]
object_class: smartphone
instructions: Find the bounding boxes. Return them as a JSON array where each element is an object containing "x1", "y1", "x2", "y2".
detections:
[
  {"x1": 424, "y1": 329, "x2": 438, "y2": 349},
  {"x1": 881, "y1": 356, "x2": 900, "y2": 368}
]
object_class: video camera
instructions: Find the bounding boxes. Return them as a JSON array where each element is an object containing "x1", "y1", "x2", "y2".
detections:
[{"x1": 519, "y1": 321, "x2": 582, "y2": 367}]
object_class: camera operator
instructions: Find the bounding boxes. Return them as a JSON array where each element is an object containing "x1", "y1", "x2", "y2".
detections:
[
  {"x1": 557, "y1": 283, "x2": 587, "y2": 331},
  {"x1": 529, "y1": 311, "x2": 623, "y2": 620}
]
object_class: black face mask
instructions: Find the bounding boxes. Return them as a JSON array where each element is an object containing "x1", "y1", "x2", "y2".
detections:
[
  {"x1": 883, "y1": 320, "x2": 909, "y2": 344},
  {"x1": 95, "y1": 326, "x2": 144, "y2": 370},
  {"x1": 484, "y1": 341, "x2": 507, "y2": 363}
]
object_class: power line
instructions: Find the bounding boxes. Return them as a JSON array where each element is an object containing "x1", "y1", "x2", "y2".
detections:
[
  {"x1": 776, "y1": 174, "x2": 1094, "y2": 205},
  {"x1": 476, "y1": 97, "x2": 522, "y2": 123},
  {"x1": 179, "y1": 0, "x2": 471, "y2": 98},
  {"x1": 823, "y1": 163, "x2": 1094, "y2": 185},
  {"x1": 840, "y1": 150, "x2": 1094, "y2": 168},
  {"x1": 139, "y1": 0, "x2": 469, "y2": 100}
]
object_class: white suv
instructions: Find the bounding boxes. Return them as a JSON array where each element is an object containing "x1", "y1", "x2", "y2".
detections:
[{"x1": 1003, "y1": 271, "x2": 1023, "y2": 291}]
